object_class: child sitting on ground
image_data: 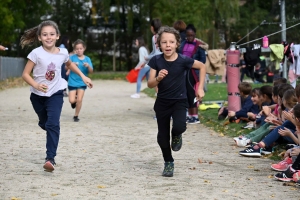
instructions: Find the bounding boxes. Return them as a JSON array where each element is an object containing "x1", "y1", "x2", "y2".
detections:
[
  {"x1": 241, "y1": 85, "x2": 273, "y2": 129},
  {"x1": 218, "y1": 82, "x2": 259, "y2": 122},
  {"x1": 239, "y1": 84, "x2": 298, "y2": 157},
  {"x1": 234, "y1": 84, "x2": 279, "y2": 147}
]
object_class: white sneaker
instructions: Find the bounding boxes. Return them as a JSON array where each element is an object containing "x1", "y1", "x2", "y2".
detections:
[
  {"x1": 236, "y1": 138, "x2": 251, "y2": 147},
  {"x1": 130, "y1": 93, "x2": 140, "y2": 98}
]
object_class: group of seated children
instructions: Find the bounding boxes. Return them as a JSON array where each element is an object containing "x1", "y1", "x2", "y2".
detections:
[{"x1": 219, "y1": 77, "x2": 300, "y2": 184}]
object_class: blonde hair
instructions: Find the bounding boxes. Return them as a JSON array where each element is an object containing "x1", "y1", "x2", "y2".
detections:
[{"x1": 20, "y1": 20, "x2": 60, "y2": 49}]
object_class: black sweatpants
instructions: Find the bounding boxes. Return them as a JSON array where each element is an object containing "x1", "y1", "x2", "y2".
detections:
[{"x1": 154, "y1": 98, "x2": 188, "y2": 162}]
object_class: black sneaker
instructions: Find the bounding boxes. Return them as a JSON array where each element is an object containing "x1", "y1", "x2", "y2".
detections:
[
  {"x1": 71, "y1": 102, "x2": 76, "y2": 109},
  {"x1": 171, "y1": 134, "x2": 182, "y2": 151},
  {"x1": 239, "y1": 146, "x2": 261, "y2": 157},
  {"x1": 73, "y1": 116, "x2": 80, "y2": 122},
  {"x1": 261, "y1": 146, "x2": 274, "y2": 155},
  {"x1": 43, "y1": 158, "x2": 56, "y2": 172},
  {"x1": 162, "y1": 162, "x2": 174, "y2": 177},
  {"x1": 274, "y1": 166, "x2": 295, "y2": 182}
]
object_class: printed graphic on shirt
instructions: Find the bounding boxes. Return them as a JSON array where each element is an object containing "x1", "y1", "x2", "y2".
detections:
[{"x1": 45, "y1": 62, "x2": 56, "y2": 81}]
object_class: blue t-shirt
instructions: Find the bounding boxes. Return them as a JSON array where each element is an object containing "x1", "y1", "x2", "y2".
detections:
[
  {"x1": 68, "y1": 55, "x2": 93, "y2": 87},
  {"x1": 148, "y1": 54, "x2": 194, "y2": 99}
]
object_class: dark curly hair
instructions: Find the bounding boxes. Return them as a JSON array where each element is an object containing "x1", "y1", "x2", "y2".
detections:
[{"x1": 156, "y1": 26, "x2": 181, "y2": 51}]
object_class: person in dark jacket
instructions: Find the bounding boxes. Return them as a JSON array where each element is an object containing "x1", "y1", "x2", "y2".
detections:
[
  {"x1": 178, "y1": 24, "x2": 206, "y2": 124},
  {"x1": 218, "y1": 82, "x2": 259, "y2": 121}
]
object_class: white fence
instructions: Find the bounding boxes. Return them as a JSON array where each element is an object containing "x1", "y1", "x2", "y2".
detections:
[{"x1": 0, "y1": 56, "x2": 25, "y2": 80}]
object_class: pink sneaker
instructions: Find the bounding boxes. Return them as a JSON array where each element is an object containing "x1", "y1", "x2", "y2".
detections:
[{"x1": 271, "y1": 157, "x2": 292, "y2": 172}]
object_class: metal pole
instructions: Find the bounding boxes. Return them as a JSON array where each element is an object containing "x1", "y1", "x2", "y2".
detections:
[
  {"x1": 113, "y1": 29, "x2": 116, "y2": 71},
  {"x1": 280, "y1": 0, "x2": 287, "y2": 78}
]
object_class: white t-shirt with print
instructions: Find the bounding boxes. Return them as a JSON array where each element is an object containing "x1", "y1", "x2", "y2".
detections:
[{"x1": 27, "y1": 46, "x2": 69, "y2": 97}]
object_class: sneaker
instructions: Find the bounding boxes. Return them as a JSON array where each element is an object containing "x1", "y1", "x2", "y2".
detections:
[
  {"x1": 239, "y1": 146, "x2": 261, "y2": 157},
  {"x1": 71, "y1": 102, "x2": 76, "y2": 109},
  {"x1": 233, "y1": 135, "x2": 247, "y2": 142},
  {"x1": 293, "y1": 171, "x2": 300, "y2": 182},
  {"x1": 43, "y1": 159, "x2": 56, "y2": 172},
  {"x1": 242, "y1": 123, "x2": 254, "y2": 129},
  {"x1": 271, "y1": 157, "x2": 293, "y2": 172},
  {"x1": 73, "y1": 116, "x2": 80, "y2": 122},
  {"x1": 187, "y1": 117, "x2": 200, "y2": 124},
  {"x1": 261, "y1": 146, "x2": 274, "y2": 155},
  {"x1": 235, "y1": 138, "x2": 251, "y2": 147},
  {"x1": 130, "y1": 93, "x2": 140, "y2": 99},
  {"x1": 171, "y1": 134, "x2": 182, "y2": 151},
  {"x1": 162, "y1": 162, "x2": 174, "y2": 177},
  {"x1": 274, "y1": 166, "x2": 296, "y2": 182}
]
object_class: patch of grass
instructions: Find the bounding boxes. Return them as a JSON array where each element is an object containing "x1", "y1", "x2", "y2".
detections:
[
  {"x1": 89, "y1": 71, "x2": 127, "y2": 80},
  {"x1": 0, "y1": 77, "x2": 28, "y2": 91}
]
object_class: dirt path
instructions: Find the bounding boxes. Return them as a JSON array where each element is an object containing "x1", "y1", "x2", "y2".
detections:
[{"x1": 0, "y1": 80, "x2": 298, "y2": 200}]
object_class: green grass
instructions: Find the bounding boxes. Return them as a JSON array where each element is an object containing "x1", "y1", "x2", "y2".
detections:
[{"x1": 89, "y1": 71, "x2": 127, "y2": 80}]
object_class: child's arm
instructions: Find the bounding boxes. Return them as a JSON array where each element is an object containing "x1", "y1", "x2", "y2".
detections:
[
  {"x1": 66, "y1": 60, "x2": 93, "y2": 88},
  {"x1": 22, "y1": 60, "x2": 48, "y2": 92},
  {"x1": 147, "y1": 68, "x2": 167, "y2": 88},
  {"x1": 278, "y1": 127, "x2": 299, "y2": 144},
  {"x1": 192, "y1": 60, "x2": 206, "y2": 101}
]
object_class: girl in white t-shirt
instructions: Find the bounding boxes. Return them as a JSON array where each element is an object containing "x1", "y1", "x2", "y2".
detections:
[{"x1": 20, "y1": 20, "x2": 93, "y2": 172}]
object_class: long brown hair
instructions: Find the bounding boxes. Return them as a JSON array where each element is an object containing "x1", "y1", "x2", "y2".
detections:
[{"x1": 20, "y1": 20, "x2": 60, "y2": 49}]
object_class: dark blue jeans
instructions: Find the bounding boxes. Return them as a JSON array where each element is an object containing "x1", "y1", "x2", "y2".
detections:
[
  {"x1": 262, "y1": 120, "x2": 296, "y2": 147},
  {"x1": 30, "y1": 90, "x2": 64, "y2": 160}
]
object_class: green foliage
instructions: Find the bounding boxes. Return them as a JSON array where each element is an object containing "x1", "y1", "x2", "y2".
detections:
[{"x1": 89, "y1": 72, "x2": 127, "y2": 80}]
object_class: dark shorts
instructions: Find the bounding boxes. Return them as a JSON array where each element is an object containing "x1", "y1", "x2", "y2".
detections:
[{"x1": 68, "y1": 85, "x2": 87, "y2": 91}]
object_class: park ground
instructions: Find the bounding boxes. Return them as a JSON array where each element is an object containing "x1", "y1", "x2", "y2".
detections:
[{"x1": 0, "y1": 80, "x2": 298, "y2": 200}]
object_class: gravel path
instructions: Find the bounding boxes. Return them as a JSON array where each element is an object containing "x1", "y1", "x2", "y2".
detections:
[{"x1": 0, "y1": 80, "x2": 298, "y2": 200}]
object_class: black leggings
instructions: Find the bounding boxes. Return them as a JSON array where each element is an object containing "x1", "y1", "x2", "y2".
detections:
[
  {"x1": 292, "y1": 153, "x2": 300, "y2": 170},
  {"x1": 154, "y1": 98, "x2": 187, "y2": 162}
]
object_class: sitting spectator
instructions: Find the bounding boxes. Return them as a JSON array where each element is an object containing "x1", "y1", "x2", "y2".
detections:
[
  {"x1": 218, "y1": 82, "x2": 259, "y2": 122},
  {"x1": 239, "y1": 83, "x2": 299, "y2": 157}
]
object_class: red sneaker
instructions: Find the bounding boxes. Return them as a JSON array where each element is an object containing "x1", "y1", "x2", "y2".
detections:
[{"x1": 271, "y1": 157, "x2": 292, "y2": 172}]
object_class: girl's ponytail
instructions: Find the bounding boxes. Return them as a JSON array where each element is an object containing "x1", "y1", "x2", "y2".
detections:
[{"x1": 20, "y1": 26, "x2": 39, "y2": 49}]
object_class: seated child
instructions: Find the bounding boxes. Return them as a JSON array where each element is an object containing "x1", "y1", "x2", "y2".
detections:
[
  {"x1": 239, "y1": 84, "x2": 298, "y2": 157},
  {"x1": 234, "y1": 85, "x2": 279, "y2": 147},
  {"x1": 218, "y1": 82, "x2": 259, "y2": 122}
]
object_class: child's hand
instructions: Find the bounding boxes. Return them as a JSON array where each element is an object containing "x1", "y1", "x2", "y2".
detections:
[
  {"x1": 228, "y1": 111, "x2": 235, "y2": 117},
  {"x1": 35, "y1": 83, "x2": 48, "y2": 93},
  {"x1": 278, "y1": 127, "x2": 293, "y2": 137},
  {"x1": 196, "y1": 88, "x2": 205, "y2": 102},
  {"x1": 262, "y1": 106, "x2": 271, "y2": 116},
  {"x1": 83, "y1": 76, "x2": 93, "y2": 88},
  {"x1": 271, "y1": 119, "x2": 282, "y2": 126},
  {"x1": 282, "y1": 110, "x2": 293, "y2": 121},
  {"x1": 290, "y1": 148, "x2": 300, "y2": 156},
  {"x1": 247, "y1": 112, "x2": 255, "y2": 120},
  {"x1": 157, "y1": 69, "x2": 168, "y2": 81}
]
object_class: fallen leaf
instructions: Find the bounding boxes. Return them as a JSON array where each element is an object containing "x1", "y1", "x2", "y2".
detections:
[
  {"x1": 198, "y1": 159, "x2": 203, "y2": 163},
  {"x1": 247, "y1": 165, "x2": 254, "y2": 168},
  {"x1": 209, "y1": 161, "x2": 213, "y2": 164},
  {"x1": 51, "y1": 194, "x2": 58, "y2": 196},
  {"x1": 268, "y1": 175, "x2": 273, "y2": 178},
  {"x1": 189, "y1": 167, "x2": 196, "y2": 170},
  {"x1": 11, "y1": 197, "x2": 22, "y2": 200},
  {"x1": 97, "y1": 185, "x2": 106, "y2": 188},
  {"x1": 223, "y1": 190, "x2": 228, "y2": 192},
  {"x1": 204, "y1": 180, "x2": 210, "y2": 183}
]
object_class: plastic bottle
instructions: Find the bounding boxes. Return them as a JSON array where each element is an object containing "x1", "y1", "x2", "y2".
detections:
[{"x1": 262, "y1": 36, "x2": 269, "y2": 48}]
